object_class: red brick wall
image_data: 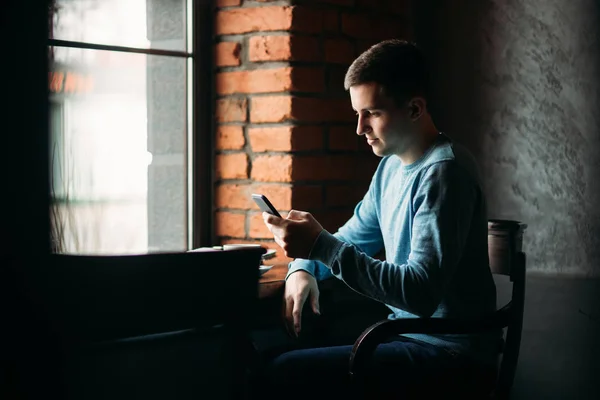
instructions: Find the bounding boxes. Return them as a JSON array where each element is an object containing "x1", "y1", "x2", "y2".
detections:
[{"x1": 213, "y1": 0, "x2": 413, "y2": 264}]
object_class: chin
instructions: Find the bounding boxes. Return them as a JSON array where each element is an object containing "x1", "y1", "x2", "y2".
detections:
[{"x1": 371, "y1": 145, "x2": 390, "y2": 157}]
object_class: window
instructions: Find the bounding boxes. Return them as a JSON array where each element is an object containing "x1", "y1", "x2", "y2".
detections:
[{"x1": 48, "y1": 0, "x2": 210, "y2": 255}]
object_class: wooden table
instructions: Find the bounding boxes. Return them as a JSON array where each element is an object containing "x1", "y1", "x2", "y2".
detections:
[{"x1": 258, "y1": 263, "x2": 287, "y2": 299}]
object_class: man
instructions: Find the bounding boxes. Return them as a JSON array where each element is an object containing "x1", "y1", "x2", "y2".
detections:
[{"x1": 257, "y1": 39, "x2": 500, "y2": 399}]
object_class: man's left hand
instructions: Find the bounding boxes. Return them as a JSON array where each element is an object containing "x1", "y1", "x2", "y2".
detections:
[{"x1": 262, "y1": 210, "x2": 324, "y2": 259}]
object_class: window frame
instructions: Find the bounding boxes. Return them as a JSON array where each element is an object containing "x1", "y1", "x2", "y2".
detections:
[{"x1": 47, "y1": 0, "x2": 214, "y2": 251}]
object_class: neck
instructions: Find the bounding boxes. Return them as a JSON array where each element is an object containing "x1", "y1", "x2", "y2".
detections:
[{"x1": 397, "y1": 119, "x2": 440, "y2": 165}]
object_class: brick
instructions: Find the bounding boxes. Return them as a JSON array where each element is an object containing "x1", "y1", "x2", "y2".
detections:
[
  {"x1": 215, "y1": 183, "x2": 253, "y2": 209},
  {"x1": 356, "y1": 154, "x2": 380, "y2": 181},
  {"x1": 249, "y1": 212, "x2": 274, "y2": 239},
  {"x1": 293, "y1": 97, "x2": 353, "y2": 123},
  {"x1": 341, "y1": 14, "x2": 374, "y2": 38},
  {"x1": 216, "y1": 67, "x2": 324, "y2": 95},
  {"x1": 247, "y1": 184, "x2": 323, "y2": 211},
  {"x1": 386, "y1": 0, "x2": 411, "y2": 16},
  {"x1": 290, "y1": 153, "x2": 378, "y2": 182},
  {"x1": 326, "y1": 184, "x2": 366, "y2": 207},
  {"x1": 249, "y1": 35, "x2": 293, "y2": 62},
  {"x1": 249, "y1": 126, "x2": 294, "y2": 152},
  {"x1": 250, "y1": 96, "x2": 354, "y2": 123},
  {"x1": 291, "y1": 126, "x2": 324, "y2": 151},
  {"x1": 249, "y1": 125, "x2": 323, "y2": 152},
  {"x1": 216, "y1": 125, "x2": 245, "y2": 150},
  {"x1": 213, "y1": 4, "x2": 322, "y2": 36},
  {"x1": 292, "y1": 67, "x2": 325, "y2": 93},
  {"x1": 291, "y1": 155, "x2": 359, "y2": 181},
  {"x1": 293, "y1": 97, "x2": 355, "y2": 123},
  {"x1": 215, "y1": 211, "x2": 246, "y2": 238},
  {"x1": 322, "y1": 9, "x2": 339, "y2": 33},
  {"x1": 217, "y1": 0, "x2": 241, "y2": 7},
  {"x1": 341, "y1": 13, "x2": 404, "y2": 39},
  {"x1": 249, "y1": 35, "x2": 321, "y2": 62},
  {"x1": 355, "y1": 39, "x2": 376, "y2": 57},
  {"x1": 290, "y1": 36, "x2": 322, "y2": 62},
  {"x1": 221, "y1": 183, "x2": 323, "y2": 212},
  {"x1": 251, "y1": 184, "x2": 292, "y2": 210},
  {"x1": 217, "y1": 68, "x2": 293, "y2": 95},
  {"x1": 329, "y1": 125, "x2": 358, "y2": 151},
  {"x1": 357, "y1": 134, "x2": 373, "y2": 153},
  {"x1": 355, "y1": 0, "x2": 380, "y2": 9},
  {"x1": 250, "y1": 96, "x2": 293, "y2": 123},
  {"x1": 317, "y1": 0, "x2": 354, "y2": 6},
  {"x1": 291, "y1": 185, "x2": 323, "y2": 209},
  {"x1": 252, "y1": 154, "x2": 293, "y2": 182},
  {"x1": 326, "y1": 65, "x2": 349, "y2": 94},
  {"x1": 290, "y1": 6, "x2": 323, "y2": 34},
  {"x1": 355, "y1": 0, "x2": 411, "y2": 16},
  {"x1": 215, "y1": 42, "x2": 241, "y2": 67},
  {"x1": 216, "y1": 97, "x2": 247, "y2": 122},
  {"x1": 312, "y1": 209, "x2": 354, "y2": 233},
  {"x1": 215, "y1": 153, "x2": 249, "y2": 180},
  {"x1": 216, "y1": 6, "x2": 294, "y2": 35},
  {"x1": 324, "y1": 39, "x2": 355, "y2": 64},
  {"x1": 216, "y1": 183, "x2": 295, "y2": 211}
]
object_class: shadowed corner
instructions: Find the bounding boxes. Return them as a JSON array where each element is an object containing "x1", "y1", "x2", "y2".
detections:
[
  {"x1": 590, "y1": 1, "x2": 600, "y2": 385},
  {"x1": 411, "y1": 0, "x2": 491, "y2": 173},
  {"x1": 413, "y1": 0, "x2": 600, "y2": 398},
  {"x1": 592, "y1": 0, "x2": 600, "y2": 279}
]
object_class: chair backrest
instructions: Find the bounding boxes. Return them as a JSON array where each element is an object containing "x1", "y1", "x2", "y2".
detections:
[
  {"x1": 487, "y1": 220, "x2": 527, "y2": 398},
  {"x1": 39, "y1": 248, "x2": 265, "y2": 400},
  {"x1": 488, "y1": 219, "x2": 527, "y2": 280}
]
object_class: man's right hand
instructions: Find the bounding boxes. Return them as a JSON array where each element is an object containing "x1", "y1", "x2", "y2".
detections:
[{"x1": 283, "y1": 270, "x2": 320, "y2": 337}]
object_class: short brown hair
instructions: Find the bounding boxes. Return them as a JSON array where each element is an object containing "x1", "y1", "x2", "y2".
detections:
[{"x1": 344, "y1": 39, "x2": 430, "y2": 105}]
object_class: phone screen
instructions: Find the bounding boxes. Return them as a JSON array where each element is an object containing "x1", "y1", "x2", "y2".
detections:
[{"x1": 251, "y1": 194, "x2": 281, "y2": 218}]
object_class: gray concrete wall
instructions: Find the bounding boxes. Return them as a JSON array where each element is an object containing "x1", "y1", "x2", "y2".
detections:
[
  {"x1": 146, "y1": 0, "x2": 188, "y2": 252},
  {"x1": 414, "y1": 0, "x2": 600, "y2": 277}
]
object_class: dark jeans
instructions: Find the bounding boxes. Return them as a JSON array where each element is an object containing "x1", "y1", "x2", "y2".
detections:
[{"x1": 248, "y1": 313, "x2": 497, "y2": 400}]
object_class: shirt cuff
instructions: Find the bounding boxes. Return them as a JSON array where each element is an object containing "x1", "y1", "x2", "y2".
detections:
[
  {"x1": 286, "y1": 259, "x2": 316, "y2": 280},
  {"x1": 308, "y1": 229, "x2": 345, "y2": 267}
]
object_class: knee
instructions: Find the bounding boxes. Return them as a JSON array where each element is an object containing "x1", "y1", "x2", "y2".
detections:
[
  {"x1": 262, "y1": 351, "x2": 351, "y2": 398},
  {"x1": 267, "y1": 350, "x2": 310, "y2": 381},
  {"x1": 249, "y1": 353, "x2": 302, "y2": 400}
]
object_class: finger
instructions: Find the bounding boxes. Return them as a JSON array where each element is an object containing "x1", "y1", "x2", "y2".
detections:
[
  {"x1": 310, "y1": 291, "x2": 321, "y2": 316},
  {"x1": 292, "y1": 298, "x2": 303, "y2": 336},
  {"x1": 263, "y1": 221, "x2": 273, "y2": 233},
  {"x1": 273, "y1": 235, "x2": 286, "y2": 250},
  {"x1": 286, "y1": 209, "x2": 306, "y2": 221},
  {"x1": 283, "y1": 296, "x2": 294, "y2": 338},
  {"x1": 284, "y1": 296, "x2": 296, "y2": 338},
  {"x1": 263, "y1": 212, "x2": 282, "y2": 225}
]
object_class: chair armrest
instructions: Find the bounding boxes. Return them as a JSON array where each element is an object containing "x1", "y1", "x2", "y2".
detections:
[{"x1": 349, "y1": 304, "x2": 511, "y2": 377}]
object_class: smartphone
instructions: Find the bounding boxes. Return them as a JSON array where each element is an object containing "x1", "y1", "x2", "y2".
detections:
[{"x1": 251, "y1": 194, "x2": 282, "y2": 218}]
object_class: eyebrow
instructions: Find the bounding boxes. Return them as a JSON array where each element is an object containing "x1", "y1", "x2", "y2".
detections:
[
  {"x1": 354, "y1": 106, "x2": 383, "y2": 112},
  {"x1": 352, "y1": 104, "x2": 384, "y2": 111}
]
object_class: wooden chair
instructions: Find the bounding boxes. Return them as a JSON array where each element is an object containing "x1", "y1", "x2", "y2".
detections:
[
  {"x1": 348, "y1": 219, "x2": 527, "y2": 399},
  {"x1": 39, "y1": 248, "x2": 265, "y2": 400}
]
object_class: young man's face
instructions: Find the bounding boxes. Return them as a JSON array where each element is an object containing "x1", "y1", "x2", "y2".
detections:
[{"x1": 349, "y1": 82, "x2": 413, "y2": 158}]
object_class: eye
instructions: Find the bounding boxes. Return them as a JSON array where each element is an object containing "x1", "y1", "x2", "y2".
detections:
[{"x1": 369, "y1": 111, "x2": 381, "y2": 117}]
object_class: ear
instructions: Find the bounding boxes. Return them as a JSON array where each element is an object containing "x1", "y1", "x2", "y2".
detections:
[{"x1": 408, "y1": 97, "x2": 427, "y2": 121}]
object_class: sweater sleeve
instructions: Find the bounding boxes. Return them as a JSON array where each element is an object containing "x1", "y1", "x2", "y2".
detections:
[
  {"x1": 307, "y1": 161, "x2": 477, "y2": 317},
  {"x1": 286, "y1": 166, "x2": 385, "y2": 282}
]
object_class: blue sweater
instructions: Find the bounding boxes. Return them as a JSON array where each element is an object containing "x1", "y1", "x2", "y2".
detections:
[{"x1": 287, "y1": 133, "x2": 501, "y2": 367}]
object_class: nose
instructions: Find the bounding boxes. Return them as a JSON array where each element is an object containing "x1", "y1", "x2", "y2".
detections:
[{"x1": 356, "y1": 114, "x2": 370, "y2": 136}]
